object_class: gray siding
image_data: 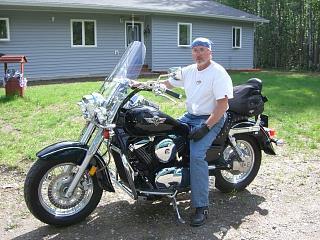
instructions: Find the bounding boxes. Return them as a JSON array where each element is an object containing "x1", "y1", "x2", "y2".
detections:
[
  {"x1": 0, "y1": 10, "x2": 255, "y2": 81},
  {"x1": 0, "y1": 10, "x2": 152, "y2": 80},
  {"x1": 151, "y1": 15, "x2": 254, "y2": 71}
]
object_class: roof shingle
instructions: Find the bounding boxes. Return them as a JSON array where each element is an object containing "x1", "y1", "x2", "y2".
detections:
[{"x1": 0, "y1": 0, "x2": 268, "y2": 23}]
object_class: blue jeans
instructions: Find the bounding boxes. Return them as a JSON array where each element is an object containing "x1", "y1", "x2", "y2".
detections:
[{"x1": 178, "y1": 112, "x2": 226, "y2": 208}]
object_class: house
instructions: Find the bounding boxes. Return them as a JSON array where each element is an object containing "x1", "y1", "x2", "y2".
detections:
[{"x1": 0, "y1": 0, "x2": 268, "y2": 81}]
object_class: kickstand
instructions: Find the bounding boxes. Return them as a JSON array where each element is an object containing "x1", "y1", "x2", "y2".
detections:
[{"x1": 168, "y1": 190, "x2": 185, "y2": 224}]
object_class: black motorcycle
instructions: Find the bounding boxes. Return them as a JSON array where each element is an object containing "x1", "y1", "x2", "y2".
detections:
[{"x1": 24, "y1": 41, "x2": 282, "y2": 226}]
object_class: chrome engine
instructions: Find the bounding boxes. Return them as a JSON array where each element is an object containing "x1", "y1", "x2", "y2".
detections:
[
  {"x1": 155, "y1": 167, "x2": 182, "y2": 189},
  {"x1": 127, "y1": 136, "x2": 186, "y2": 190},
  {"x1": 154, "y1": 138, "x2": 176, "y2": 163}
]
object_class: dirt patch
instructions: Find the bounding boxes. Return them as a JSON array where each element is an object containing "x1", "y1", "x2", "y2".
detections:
[
  {"x1": 0, "y1": 118, "x2": 21, "y2": 135},
  {"x1": 0, "y1": 146, "x2": 319, "y2": 240}
]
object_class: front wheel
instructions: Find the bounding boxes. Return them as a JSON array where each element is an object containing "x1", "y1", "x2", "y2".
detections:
[
  {"x1": 215, "y1": 134, "x2": 261, "y2": 193},
  {"x1": 24, "y1": 158, "x2": 103, "y2": 226}
]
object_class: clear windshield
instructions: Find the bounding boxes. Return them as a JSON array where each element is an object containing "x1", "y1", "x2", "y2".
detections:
[{"x1": 100, "y1": 41, "x2": 146, "y2": 122}]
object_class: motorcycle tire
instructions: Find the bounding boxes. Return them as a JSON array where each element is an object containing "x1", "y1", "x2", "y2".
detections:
[
  {"x1": 214, "y1": 134, "x2": 261, "y2": 193},
  {"x1": 24, "y1": 158, "x2": 103, "y2": 226}
]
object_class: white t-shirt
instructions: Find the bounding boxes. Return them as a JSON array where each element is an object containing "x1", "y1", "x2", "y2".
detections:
[{"x1": 169, "y1": 61, "x2": 233, "y2": 115}]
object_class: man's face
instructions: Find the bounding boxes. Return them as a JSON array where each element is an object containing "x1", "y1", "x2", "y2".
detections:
[{"x1": 192, "y1": 46, "x2": 212, "y2": 66}]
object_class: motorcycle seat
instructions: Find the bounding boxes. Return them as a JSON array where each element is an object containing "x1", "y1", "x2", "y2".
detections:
[{"x1": 211, "y1": 112, "x2": 233, "y2": 146}]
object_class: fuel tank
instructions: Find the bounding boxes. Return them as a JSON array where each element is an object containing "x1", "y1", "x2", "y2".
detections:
[{"x1": 124, "y1": 106, "x2": 189, "y2": 137}]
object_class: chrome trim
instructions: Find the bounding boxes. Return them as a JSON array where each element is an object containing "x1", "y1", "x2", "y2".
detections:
[
  {"x1": 271, "y1": 138, "x2": 285, "y2": 146},
  {"x1": 38, "y1": 163, "x2": 94, "y2": 217},
  {"x1": 230, "y1": 116, "x2": 261, "y2": 136},
  {"x1": 80, "y1": 122, "x2": 96, "y2": 144},
  {"x1": 65, "y1": 128, "x2": 104, "y2": 198},
  {"x1": 208, "y1": 165, "x2": 216, "y2": 170},
  {"x1": 138, "y1": 188, "x2": 186, "y2": 223},
  {"x1": 229, "y1": 136, "x2": 246, "y2": 161},
  {"x1": 108, "y1": 170, "x2": 135, "y2": 199},
  {"x1": 155, "y1": 139, "x2": 175, "y2": 163},
  {"x1": 168, "y1": 190, "x2": 185, "y2": 224},
  {"x1": 109, "y1": 145, "x2": 138, "y2": 199},
  {"x1": 229, "y1": 125, "x2": 260, "y2": 135},
  {"x1": 275, "y1": 139, "x2": 284, "y2": 146},
  {"x1": 120, "y1": 154, "x2": 138, "y2": 199},
  {"x1": 138, "y1": 190, "x2": 174, "y2": 196},
  {"x1": 128, "y1": 140, "x2": 150, "y2": 151},
  {"x1": 41, "y1": 147, "x2": 87, "y2": 158},
  {"x1": 154, "y1": 167, "x2": 181, "y2": 189},
  {"x1": 144, "y1": 116, "x2": 166, "y2": 126},
  {"x1": 221, "y1": 140, "x2": 256, "y2": 184},
  {"x1": 110, "y1": 145, "x2": 122, "y2": 154}
]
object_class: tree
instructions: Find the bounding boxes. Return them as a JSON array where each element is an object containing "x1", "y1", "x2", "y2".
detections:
[{"x1": 216, "y1": 0, "x2": 320, "y2": 71}]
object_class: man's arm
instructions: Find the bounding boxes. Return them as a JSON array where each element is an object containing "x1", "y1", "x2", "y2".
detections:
[
  {"x1": 205, "y1": 96, "x2": 228, "y2": 128},
  {"x1": 130, "y1": 79, "x2": 174, "y2": 89},
  {"x1": 188, "y1": 97, "x2": 228, "y2": 141}
]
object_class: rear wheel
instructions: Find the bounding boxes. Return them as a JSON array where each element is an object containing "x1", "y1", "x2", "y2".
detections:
[
  {"x1": 215, "y1": 134, "x2": 261, "y2": 193},
  {"x1": 24, "y1": 158, "x2": 103, "y2": 226}
]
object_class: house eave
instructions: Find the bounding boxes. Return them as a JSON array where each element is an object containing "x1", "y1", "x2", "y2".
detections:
[{"x1": 0, "y1": 2, "x2": 269, "y2": 23}]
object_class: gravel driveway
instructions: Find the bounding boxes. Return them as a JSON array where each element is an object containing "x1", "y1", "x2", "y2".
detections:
[{"x1": 1, "y1": 146, "x2": 319, "y2": 240}]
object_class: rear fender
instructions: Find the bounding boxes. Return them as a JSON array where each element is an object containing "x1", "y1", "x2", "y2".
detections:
[
  {"x1": 37, "y1": 141, "x2": 115, "y2": 192},
  {"x1": 232, "y1": 123, "x2": 276, "y2": 155}
]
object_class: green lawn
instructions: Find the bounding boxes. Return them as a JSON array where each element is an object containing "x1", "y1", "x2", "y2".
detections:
[{"x1": 0, "y1": 71, "x2": 319, "y2": 168}]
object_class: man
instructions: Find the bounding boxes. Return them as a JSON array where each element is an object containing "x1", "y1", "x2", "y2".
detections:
[{"x1": 162, "y1": 37, "x2": 233, "y2": 226}]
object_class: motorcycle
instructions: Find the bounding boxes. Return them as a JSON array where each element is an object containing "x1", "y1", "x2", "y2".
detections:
[{"x1": 24, "y1": 41, "x2": 282, "y2": 226}]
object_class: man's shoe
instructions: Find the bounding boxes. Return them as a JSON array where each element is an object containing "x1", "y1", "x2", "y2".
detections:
[{"x1": 190, "y1": 207, "x2": 209, "y2": 227}]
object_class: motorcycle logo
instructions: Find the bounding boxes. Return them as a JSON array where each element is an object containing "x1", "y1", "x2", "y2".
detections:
[{"x1": 144, "y1": 116, "x2": 166, "y2": 126}]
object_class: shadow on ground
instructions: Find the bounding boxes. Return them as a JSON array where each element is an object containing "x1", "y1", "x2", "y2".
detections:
[{"x1": 12, "y1": 189, "x2": 267, "y2": 240}]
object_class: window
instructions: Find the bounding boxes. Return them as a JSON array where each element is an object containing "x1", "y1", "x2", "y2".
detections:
[
  {"x1": 71, "y1": 20, "x2": 96, "y2": 47},
  {"x1": 232, "y1": 27, "x2": 242, "y2": 48},
  {"x1": 0, "y1": 18, "x2": 10, "y2": 41},
  {"x1": 178, "y1": 23, "x2": 192, "y2": 47}
]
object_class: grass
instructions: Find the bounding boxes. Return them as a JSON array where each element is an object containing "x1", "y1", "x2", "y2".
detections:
[{"x1": 0, "y1": 70, "x2": 319, "y2": 168}]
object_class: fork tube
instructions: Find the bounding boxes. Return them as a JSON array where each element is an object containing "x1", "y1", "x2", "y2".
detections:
[
  {"x1": 65, "y1": 128, "x2": 104, "y2": 198},
  {"x1": 64, "y1": 122, "x2": 96, "y2": 174},
  {"x1": 80, "y1": 122, "x2": 96, "y2": 144}
]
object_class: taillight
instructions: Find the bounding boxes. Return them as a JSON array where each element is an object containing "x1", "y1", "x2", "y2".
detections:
[
  {"x1": 103, "y1": 129, "x2": 110, "y2": 139},
  {"x1": 269, "y1": 128, "x2": 276, "y2": 138},
  {"x1": 265, "y1": 127, "x2": 284, "y2": 146}
]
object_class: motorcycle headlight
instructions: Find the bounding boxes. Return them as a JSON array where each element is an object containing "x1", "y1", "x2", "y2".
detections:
[
  {"x1": 79, "y1": 93, "x2": 107, "y2": 121},
  {"x1": 95, "y1": 107, "x2": 108, "y2": 125},
  {"x1": 78, "y1": 101, "x2": 90, "y2": 119},
  {"x1": 91, "y1": 93, "x2": 106, "y2": 107}
]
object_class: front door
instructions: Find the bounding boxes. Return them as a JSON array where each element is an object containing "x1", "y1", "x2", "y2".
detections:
[{"x1": 126, "y1": 22, "x2": 143, "y2": 46}]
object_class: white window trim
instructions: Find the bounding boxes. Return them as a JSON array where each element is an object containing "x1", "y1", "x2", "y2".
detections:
[
  {"x1": 70, "y1": 19, "x2": 97, "y2": 47},
  {"x1": 177, "y1": 22, "x2": 192, "y2": 47},
  {"x1": 124, "y1": 21, "x2": 144, "y2": 48},
  {"x1": 232, "y1": 26, "x2": 242, "y2": 49},
  {"x1": 0, "y1": 18, "x2": 10, "y2": 41}
]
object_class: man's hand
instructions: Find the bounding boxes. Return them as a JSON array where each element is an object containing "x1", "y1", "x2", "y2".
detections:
[
  {"x1": 129, "y1": 80, "x2": 143, "y2": 88},
  {"x1": 188, "y1": 124, "x2": 210, "y2": 141}
]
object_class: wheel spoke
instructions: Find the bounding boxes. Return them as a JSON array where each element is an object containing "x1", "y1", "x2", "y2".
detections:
[
  {"x1": 221, "y1": 140, "x2": 255, "y2": 184},
  {"x1": 38, "y1": 163, "x2": 94, "y2": 217}
]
